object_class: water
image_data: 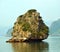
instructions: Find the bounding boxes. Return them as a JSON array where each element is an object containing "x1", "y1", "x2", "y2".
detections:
[{"x1": 0, "y1": 36, "x2": 60, "y2": 52}]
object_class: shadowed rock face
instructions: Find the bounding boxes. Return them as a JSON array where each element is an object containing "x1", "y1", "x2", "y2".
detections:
[{"x1": 7, "y1": 9, "x2": 49, "y2": 42}]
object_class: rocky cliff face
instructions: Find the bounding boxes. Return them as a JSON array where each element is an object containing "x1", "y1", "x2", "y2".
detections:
[{"x1": 7, "y1": 9, "x2": 49, "y2": 42}]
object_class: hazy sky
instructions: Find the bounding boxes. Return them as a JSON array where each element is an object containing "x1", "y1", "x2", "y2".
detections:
[{"x1": 0, "y1": 0, "x2": 60, "y2": 27}]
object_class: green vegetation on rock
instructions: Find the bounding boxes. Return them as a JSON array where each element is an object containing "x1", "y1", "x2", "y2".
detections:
[{"x1": 22, "y1": 22, "x2": 30, "y2": 31}]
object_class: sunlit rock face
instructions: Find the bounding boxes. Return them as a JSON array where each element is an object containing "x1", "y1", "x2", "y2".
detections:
[{"x1": 8, "y1": 9, "x2": 49, "y2": 42}]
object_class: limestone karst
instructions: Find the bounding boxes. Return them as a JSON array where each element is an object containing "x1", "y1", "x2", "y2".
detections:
[{"x1": 7, "y1": 9, "x2": 49, "y2": 42}]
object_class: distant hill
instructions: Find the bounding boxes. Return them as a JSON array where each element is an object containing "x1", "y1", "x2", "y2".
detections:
[
  {"x1": 49, "y1": 19, "x2": 60, "y2": 35},
  {"x1": 0, "y1": 27, "x2": 9, "y2": 36},
  {"x1": 6, "y1": 28, "x2": 13, "y2": 37}
]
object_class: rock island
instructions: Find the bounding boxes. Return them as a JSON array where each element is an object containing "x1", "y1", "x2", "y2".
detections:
[{"x1": 7, "y1": 9, "x2": 49, "y2": 42}]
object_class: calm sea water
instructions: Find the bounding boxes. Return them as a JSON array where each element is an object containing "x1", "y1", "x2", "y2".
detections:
[{"x1": 0, "y1": 36, "x2": 60, "y2": 52}]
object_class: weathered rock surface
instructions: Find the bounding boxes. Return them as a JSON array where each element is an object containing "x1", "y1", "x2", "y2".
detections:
[{"x1": 7, "y1": 9, "x2": 49, "y2": 42}]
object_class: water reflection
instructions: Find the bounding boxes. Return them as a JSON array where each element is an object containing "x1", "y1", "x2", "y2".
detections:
[{"x1": 11, "y1": 41, "x2": 49, "y2": 52}]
